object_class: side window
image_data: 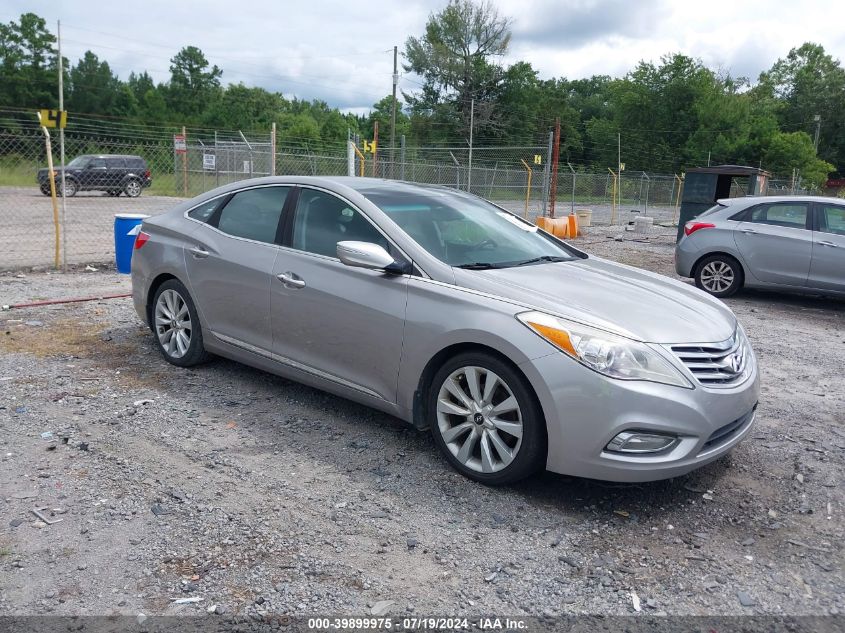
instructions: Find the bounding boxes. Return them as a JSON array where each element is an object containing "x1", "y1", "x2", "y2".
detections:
[
  {"x1": 818, "y1": 204, "x2": 845, "y2": 236},
  {"x1": 188, "y1": 197, "x2": 226, "y2": 223},
  {"x1": 214, "y1": 186, "x2": 289, "y2": 243},
  {"x1": 291, "y1": 190, "x2": 388, "y2": 257},
  {"x1": 88, "y1": 158, "x2": 106, "y2": 169},
  {"x1": 748, "y1": 203, "x2": 808, "y2": 229},
  {"x1": 105, "y1": 157, "x2": 125, "y2": 168}
]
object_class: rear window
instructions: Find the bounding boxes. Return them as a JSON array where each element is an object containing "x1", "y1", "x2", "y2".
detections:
[
  {"x1": 126, "y1": 157, "x2": 146, "y2": 169},
  {"x1": 697, "y1": 203, "x2": 726, "y2": 218},
  {"x1": 105, "y1": 157, "x2": 126, "y2": 168}
]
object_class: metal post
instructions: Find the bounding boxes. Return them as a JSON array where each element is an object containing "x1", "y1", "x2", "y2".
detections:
[
  {"x1": 239, "y1": 130, "x2": 253, "y2": 178},
  {"x1": 642, "y1": 172, "x2": 650, "y2": 216},
  {"x1": 400, "y1": 134, "x2": 406, "y2": 180},
  {"x1": 548, "y1": 118, "x2": 561, "y2": 218},
  {"x1": 214, "y1": 131, "x2": 219, "y2": 187},
  {"x1": 520, "y1": 159, "x2": 532, "y2": 219},
  {"x1": 270, "y1": 122, "x2": 277, "y2": 176},
  {"x1": 37, "y1": 113, "x2": 61, "y2": 269},
  {"x1": 181, "y1": 126, "x2": 188, "y2": 196},
  {"x1": 57, "y1": 20, "x2": 67, "y2": 271},
  {"x1": 567, "y1": 162, "x2": 575, "y2": 214},
  {"x1": 541, "y1": 131, "x2": 553, "y2": 215},
  {"x1": 347, "y1": 140, "x2": 355, "y2": 177},
  {"x1": 467, "y1": 98, "x2": 474, "y2": 193},
  {"x1": 372, "y1": 120, "x2": 379, "y2": 178}
]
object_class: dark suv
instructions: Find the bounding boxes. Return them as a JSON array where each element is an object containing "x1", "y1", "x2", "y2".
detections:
[{"x1": 37, "y1": 154, "x2": 152, "y2": 198}]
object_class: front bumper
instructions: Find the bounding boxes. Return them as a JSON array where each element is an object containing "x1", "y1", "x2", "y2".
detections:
[{"x1": 521, "y1": 350, "x2": 760, "y2": 482}]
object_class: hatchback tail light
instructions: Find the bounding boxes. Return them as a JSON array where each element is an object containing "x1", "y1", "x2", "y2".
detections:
[
  {"x1": 134, "y1": 231, "x2": 151, "y2": 250},
  {"x1": 684, "y1": 221, "x2": 716, "y2": 237}
]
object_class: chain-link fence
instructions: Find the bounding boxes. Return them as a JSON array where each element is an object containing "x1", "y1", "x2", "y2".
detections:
[{"x1": 0, "y1": 114, "x2": 816, "y2": 270}]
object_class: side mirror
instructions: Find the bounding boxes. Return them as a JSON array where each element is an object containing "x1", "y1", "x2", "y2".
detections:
[{"x1": 337, "y1": 241, "x2": 409, "y2": 274}]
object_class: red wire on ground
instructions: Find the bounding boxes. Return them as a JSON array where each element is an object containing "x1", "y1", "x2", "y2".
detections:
[{"x1": 3, "y1": 293, "x2": 132, "y2": 310}]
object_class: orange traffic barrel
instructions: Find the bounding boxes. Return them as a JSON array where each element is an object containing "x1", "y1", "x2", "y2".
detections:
[{"x1": 535, "y1": 216, "x2": 570, "y2": 238}]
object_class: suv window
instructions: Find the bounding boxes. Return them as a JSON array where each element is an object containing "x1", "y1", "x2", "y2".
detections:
[
  {"x1": 126, "y1": 157, "x2": 145, "y2": 169},
  {"x1": 214, "y1": 186, "x2": 289, "y2": 243},
  {"x1": 88, "y1": 158, "x2": 106, "y2": 169},
  {"x1": 818, "y1": 204, "x2": 845, "y2": 236},
  {"x1": 748, "y1": 202, "x2": 808, "y2": 229},
  {"x1": 105, "y1": 157, "x2": 126, "y2": 168},
  {"x1": 291, "y1": 190, "x2": 388, "y2": 258}
]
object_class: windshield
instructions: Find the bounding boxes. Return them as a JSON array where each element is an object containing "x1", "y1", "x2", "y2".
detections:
[
  {"x1": 67, "y1": 156, "x2": 91, "y2": 168},
  {"x1": 359, "y1": 187, "x2": 578, "y2": 268}
]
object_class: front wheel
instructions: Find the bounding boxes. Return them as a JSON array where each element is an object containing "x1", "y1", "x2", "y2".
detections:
[
  {"x1": 428, "y1": 352, "x2": 546, "y2": 485},
  {"x1": 695, "y1": 254, "x2": 743, "y2": 297},
  {"x1": 151, "y1": 280, "x2": 210, "y2": 367},
  {"x1": 60, "y1": 179, "x2": 78, "y2": 197}
]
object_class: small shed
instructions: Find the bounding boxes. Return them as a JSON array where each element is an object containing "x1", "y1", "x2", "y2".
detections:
[{"x1": 676, "y1": 165, "x2": 770, "y2": 241}]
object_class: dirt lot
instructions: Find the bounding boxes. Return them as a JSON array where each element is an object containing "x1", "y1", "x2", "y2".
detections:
[{"x1": 1, "y1": 228, "x2": 843, "y2": 620}]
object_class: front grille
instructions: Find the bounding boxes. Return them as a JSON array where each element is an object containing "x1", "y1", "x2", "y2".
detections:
[
  {"x1": 670, "y1": 330, "x2": 749, "y2": 387},
  {"x1": 700, "y1": 405, "x2": 757, "y2": 452}
]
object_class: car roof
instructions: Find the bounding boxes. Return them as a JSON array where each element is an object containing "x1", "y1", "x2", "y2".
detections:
[{"x1": 77, "y1": 154, "x2": 145, "y2": 160}]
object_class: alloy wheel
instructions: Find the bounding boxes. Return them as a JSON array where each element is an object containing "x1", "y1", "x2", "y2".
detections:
[
  {"x1": 125, "y1": 180, "x2": 141, "y2": 197},
  {"x1": 700, "y1": 260, "x2": 734, "y2": 293},
  {"x1": 436, "y1": 366, "x2": 523, "y2": 474},
  {"x1": 155, "y1": 289, "x2": 192, "y2": 358}
]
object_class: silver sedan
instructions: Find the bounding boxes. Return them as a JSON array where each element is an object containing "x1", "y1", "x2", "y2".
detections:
[
  {"x1": 675, "y1": 195, "x2": 845, "y2": 297},
  {"x1": 131, "y1": 177, "x2": 759, "y2": 485}
]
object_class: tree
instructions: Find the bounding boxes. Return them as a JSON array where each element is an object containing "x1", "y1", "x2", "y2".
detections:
[
  {"x1": 759, "y1": 43, "x2": 845, "y2": 174},
  {"x1": 764, "y1": 131, "x2": 833, "y2": 188},
  {"x1": 68, "y1": 51, "x2": 122, "y2": 115},
  {"x1": 404, "y1": 0, "x2": 511, "y2": 139},
  {"x1": 0, "y1": 12, "x2": 59, "y2": 108},
  {"x1": 167, "y1": 46, "x2": 222, "y2": 118}
]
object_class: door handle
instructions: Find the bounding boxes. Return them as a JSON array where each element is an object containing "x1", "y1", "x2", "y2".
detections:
[
  {"x1": 277, "y1": 272, "x2": 306, "y2": 289},
  {"x1": 818, "y1": 240, "x2": 838, "y2": 247},
  {"x1": 189, "y1": 246, "x2": 209, "y2": 258}
]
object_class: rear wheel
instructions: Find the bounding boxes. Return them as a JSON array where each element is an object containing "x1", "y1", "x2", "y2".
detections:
[
  {"x1": 40, "y1": 184, "x2": 51, "y2": 196},
  {"x1": 695, "y1": 254, "x2": 743, "y2": 297},
  {"x1": 124, "y1": 178, "x2": 142, "y2": 198},
  {"x1": 151, "y1": 280, "x2": 210, "y2": 367},
  {"x1": 428, "y1": 352, "x2": 546, "y2": 485}
]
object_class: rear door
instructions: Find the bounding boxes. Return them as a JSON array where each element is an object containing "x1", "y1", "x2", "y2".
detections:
[
  {"x1": 733, "y1": 201, "x2": 813, "y2": 286},
  {"x1": 808, "y1": 202, "x2": 845, "y2": 292},
  {"x1": 104, "y1": 156, "x2": 126, "y2": 190},
  {"x1": 183, "y1": 185, "x2": 292, "y2": 354}
]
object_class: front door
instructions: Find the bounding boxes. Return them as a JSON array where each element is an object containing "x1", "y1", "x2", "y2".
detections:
[
  {"x1": 270, "y1": 187, "x2": 409, "y2": 403},
  {"x1": 733, "y1": 201, "x2": 812, "y2": 286},
  {"x1": 808, "y1": 202, "x2": 845, "y2": 292},
  {"x1": 184, "y1": 185, "x2": 291, "y2": 354}
]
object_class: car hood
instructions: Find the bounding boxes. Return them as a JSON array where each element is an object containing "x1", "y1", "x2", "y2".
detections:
[{"x1": 453, "y1": 256, "x2": 737, "y2": 344}]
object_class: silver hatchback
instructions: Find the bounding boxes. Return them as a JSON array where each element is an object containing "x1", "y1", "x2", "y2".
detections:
[
  {"x1": 132, "y1": 177, "x2": 759, "y2": 485},
  {"x1": 676, "y1": 196, "x2": 845, "y2": 297}
]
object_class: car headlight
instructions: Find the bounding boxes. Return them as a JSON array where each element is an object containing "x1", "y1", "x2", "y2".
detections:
[{"x1": 517, "y1": 311, "x2": 693, "y2": 388}]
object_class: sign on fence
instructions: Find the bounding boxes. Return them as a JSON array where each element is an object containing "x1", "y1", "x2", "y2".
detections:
[
  {"x1": 38, "y1": 109, "x2": 67, "y2": 128},
  {"x1": 203, "y1": 154, "x2": 216, "y2": 170},
  {"x1": 173, "y1": 134, "x2": 186, "y2": 154}
]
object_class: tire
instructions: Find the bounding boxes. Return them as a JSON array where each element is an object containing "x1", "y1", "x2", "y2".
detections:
[
  {"x1": 60, "y1": 179, "x2": 78, "y2": 197},
  {"x1": 107, "y1": 190, "x2": 121, "y2": 197},
  {"x1": 694, "y1": 254, "x2": 743, "y2": 298},
  {"x1": 124, "y1": 178, "x2": 142, "y2": 198},
  {"x1": 151, "y1": 280, "x2": 210, "y2": 367},
  {"x1": 40, "y1": 184, "x2": 51, "y2": 196},
  {"x1": 428, "y1": 351, "x2": 546, "y2": 485}
]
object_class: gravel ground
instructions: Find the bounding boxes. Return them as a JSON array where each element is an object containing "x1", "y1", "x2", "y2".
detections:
[{"x1": 1, "y1": 228, "x2": 843, "y2": 620}]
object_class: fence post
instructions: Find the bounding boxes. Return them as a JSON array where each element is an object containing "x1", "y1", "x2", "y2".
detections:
[
  {"x1": 567, "y1": 162, "x2": 576, "y2": 214},
  {"x1": 541, "y1": 131, "x2": 553, "y2": 215},
  {"x1": 214, "y1": 131, "x2": 219, "y2": 187},
  {"x1": 400, "y1": 135, "x2": 406, "y2": 180},
  {"x1": 608, "y1": 168, "x2": 618, "y2": 224},
  {"x1": 347, "y1": 140, "x2": 355, "y2": 177},
  {"x1": 181, "y1": 126, "x2": 188, "y2": 196},
  {"x1": 270, "y1": 122, "x2": 277, "y2": 176}
]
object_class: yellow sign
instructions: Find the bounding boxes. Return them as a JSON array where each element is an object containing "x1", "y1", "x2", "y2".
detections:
[
  {"x1": 620, "y1": 162, "x2": 626, "y2": 171},
  {"x1": 363, "y1": 140, "x2": 377, "y2": 154},
  {"x1": 533, "y1": 154, "x2": 542, "y2": 165},
  {"x1": 39, "y1": 109, "x2": 67, "y2": 129}
]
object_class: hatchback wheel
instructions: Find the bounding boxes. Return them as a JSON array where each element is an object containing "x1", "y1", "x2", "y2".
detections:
[
  {"x1": 694, "y1": 255, "x2": 743, "y2": 297},
  {"x1": 152, "y1": 280, "x2": 209, "y2": 367},
  {"x1": 429, "y1": 352, "x2": 546, "y2": 485}
]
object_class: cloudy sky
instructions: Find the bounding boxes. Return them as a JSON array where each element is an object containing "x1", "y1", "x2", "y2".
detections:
[{"x1": 4, "y1": 0, "x2": 844, "y2": 114}]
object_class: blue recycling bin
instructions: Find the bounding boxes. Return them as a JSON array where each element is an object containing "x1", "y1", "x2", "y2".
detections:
[{"x1": 114, "y1": 213, "x2": 149, "y2": 274}]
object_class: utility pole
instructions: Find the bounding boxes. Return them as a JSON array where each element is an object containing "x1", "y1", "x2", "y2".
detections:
[
  {"x1": 372, "y1": 120, "x2": 379, "y2": 178},
  {"x1": 390, "y1": 45, "x2": 398, "y2": 179},
  {"x1": 467, "y1": 98, "x2": 474, "y2": 193},
  {"x1": 57, "y1": 20, "x2": 67, "y2": 272},
  {"x1": 617, "y1": 131, "x2": 622, "y2": 217},
  {"x1": 813, "y1": 114, "x2": 821, "y2": 152}
]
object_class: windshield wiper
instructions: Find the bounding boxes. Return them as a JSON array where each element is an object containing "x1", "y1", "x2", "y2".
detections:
[
  {"x1": 455, "y1": 262, "x2": 504, "y2": 270},
  {"x1": 512, "y1": 255, "x2": 570, "y2": 267}
]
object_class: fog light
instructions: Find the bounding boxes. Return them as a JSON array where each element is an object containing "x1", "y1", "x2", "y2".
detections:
[{"x1": 606, "y1": 431, "x2": 678, "y2": 454}]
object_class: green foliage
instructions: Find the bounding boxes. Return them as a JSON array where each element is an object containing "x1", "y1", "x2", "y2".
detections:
[{"x1": 0, "y1": 6, "x2": 842, "y2": 185}]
